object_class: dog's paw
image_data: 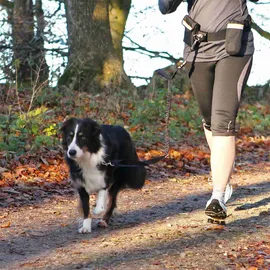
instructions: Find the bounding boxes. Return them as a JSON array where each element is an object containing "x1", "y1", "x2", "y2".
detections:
[
  {"x1": 97, "y1": 219, "x2": 108, "y2": 228},
  {"x1": 93, "y1": 206, "x2": 105, "y2": 215},
  {"x1": 78, "y1": 218, "x2": 91, "y2": 234},
  {"x1": 78, "y1": 226, "x2": 91, "y2": 234}
]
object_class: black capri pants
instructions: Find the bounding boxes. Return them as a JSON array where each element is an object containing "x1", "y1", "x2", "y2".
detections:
[{"x1": 186, "y1": 55, "x2": 253, "y2": 136}]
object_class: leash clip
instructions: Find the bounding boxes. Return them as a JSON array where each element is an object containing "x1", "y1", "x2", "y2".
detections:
[
  {"x1": 177, "y1": 60, "x2": 187, "y2": 70},
  {"x1": 191, "y1": 32, "x2": 207, "y2": 51},
  {"x1": 101, "y1": 161, "x2": 114, "y2": 167},
  {"x1": 191, "y1": 37, "x2": 200, "y2": 51}
]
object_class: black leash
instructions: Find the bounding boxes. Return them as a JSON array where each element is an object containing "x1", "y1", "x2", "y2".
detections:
[
  {"x1": 103, "y1": 60, "x2": 187, "y2": 169},
  {"x1": 102, "y1": 155, "x2": 166, "y2": 168}
]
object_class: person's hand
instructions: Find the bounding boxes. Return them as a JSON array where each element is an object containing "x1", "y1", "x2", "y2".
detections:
[{"x1": 158, "y1": 0, "x2": 183, "y2": 15}]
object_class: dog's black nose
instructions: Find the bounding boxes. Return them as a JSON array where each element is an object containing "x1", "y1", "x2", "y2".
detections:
[{"x1": 68, "y1": 149, "x2": 77, "y2": 157}]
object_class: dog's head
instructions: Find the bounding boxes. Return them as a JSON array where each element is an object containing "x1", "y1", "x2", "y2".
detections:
[{"x1": 60, "y1": 118, "x2": 102, "y2": 160}]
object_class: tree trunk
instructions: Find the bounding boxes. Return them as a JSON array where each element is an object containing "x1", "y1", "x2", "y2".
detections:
[
  {"x1": 0, "y1": 0, "x2": 13, "y2": 9},
  {"x1": 34, "y1": 0, "x2": 49, "y2": 83},
  {"x1": 13, "y1": 0, "x2": 34, "y2": 83},
  {"x1": 59, "y1": 0, "x2": 135, "y2": 93},
  {"x1": 12, "y1": 0, "x2": 48, "y2": 85}
]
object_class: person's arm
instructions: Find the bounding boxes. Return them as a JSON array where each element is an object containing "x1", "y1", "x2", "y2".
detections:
[{"x1": 158, "y1": 0, "x2": 183, "y2": 15}]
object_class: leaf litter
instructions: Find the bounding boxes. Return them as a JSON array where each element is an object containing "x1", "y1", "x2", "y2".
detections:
[{"x1": 0, "y1": 124, "x2": 269, "y2": 269}]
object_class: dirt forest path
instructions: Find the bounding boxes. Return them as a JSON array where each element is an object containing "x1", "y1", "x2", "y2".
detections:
[{"x1": 0, "y1": 162, "x2": 269, "y2": 270}]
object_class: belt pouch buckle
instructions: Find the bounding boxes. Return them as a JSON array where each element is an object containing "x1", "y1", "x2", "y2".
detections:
[
  {"x1": 182, "y1": 15, "x2": 200, "y2": 47},
  {"x1": 225, "y1": 20, "x2": 244, "y2": 55}
]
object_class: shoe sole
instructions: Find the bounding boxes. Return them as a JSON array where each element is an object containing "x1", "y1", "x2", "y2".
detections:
[
  {"x1": 205, "y1": 210, "x2": 227, "y2": 225},
  {"x1": 207, "y1": 217, "x2": 226, "y2": 225},
  {"x1": 205, "y1": 199, "x2": 227, "y2": 224}
]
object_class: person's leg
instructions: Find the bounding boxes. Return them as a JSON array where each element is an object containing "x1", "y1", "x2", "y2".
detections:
[
  {"x1": 205, "y1": 121, "x2": 233, "y2": 203},
  {"x1": 206, "y1": 55, "x2": 253, "y2": 222},
  {"x1": 187, "y1": 61, "x2": 230, "y2": 212},
  {"x1": 210, "y1": 136, "x2": 235, "y2": 196},
  {"x1": 186, "y1": 61, "x2": 215, "y2": 136},
  {"x1": 204, "y1": 125, "x2": 213, "y2": 149},
  {"x1": 186, "y1": 61, "x2": 215, "y2": 179},
  {"x1": 187, "y1": 57, "x2": 252, "y2": 222}
]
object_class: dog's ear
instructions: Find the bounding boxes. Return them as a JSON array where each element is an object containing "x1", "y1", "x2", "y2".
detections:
[
  {"x1": 60, "y1": 118, "x2": 77, "y2": 132},
  {"x1": 92, "y1": 121, "x2": 101, "y2": 136},
  {"x1": 60, "y1": 118, "x2": 77, "y2": 150},
  {"x1": 83, "y1": 118, "x2": 101, "y2": 136}
]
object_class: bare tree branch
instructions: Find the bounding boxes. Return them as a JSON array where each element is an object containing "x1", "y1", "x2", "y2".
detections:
[
  {"x1": 123, "y1": 34, "x2": 181, "y2": 63},
  {"x1": 0, "y1": 0, "x2": 13, "y2": 9},
  {"x1": 252, "y1": 19, "x2": 270, "y2": 41},
  {"x1": 0, "y1": 44, "x2": 68, "y2": 56},
  {"x1": 129, "y1": 75, "x2": 152, "y2": 81}
]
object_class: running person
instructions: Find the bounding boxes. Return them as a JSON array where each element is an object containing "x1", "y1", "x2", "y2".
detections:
[{"x1": 158, "y1": 0, "x2": 255, "y2": 224}]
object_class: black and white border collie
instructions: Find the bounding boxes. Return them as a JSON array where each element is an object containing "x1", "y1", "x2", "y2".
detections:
[{"x1": 61, "y1": 117, "x2": 147, "y2": 233}]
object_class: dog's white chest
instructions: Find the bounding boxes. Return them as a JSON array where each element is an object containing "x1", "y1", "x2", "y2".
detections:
[
  {"x1": 75, "y1": 151, "x2": 106, "y2": 193},
  {"x1": 81, "y1": 166, "x2": 106, "y2": 193}
]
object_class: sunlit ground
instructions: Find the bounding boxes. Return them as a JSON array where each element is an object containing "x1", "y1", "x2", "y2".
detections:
[{"x1": 1, "y1": 166, "x2": 269, "y2": 269}]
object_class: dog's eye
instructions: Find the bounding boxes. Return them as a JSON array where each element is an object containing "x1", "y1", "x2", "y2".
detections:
[{"x1": 78, "y1": 133, "x2": 86, "y2": 140}]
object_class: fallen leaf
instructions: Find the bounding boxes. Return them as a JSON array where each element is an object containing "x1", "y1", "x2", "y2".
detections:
[
  {"x1": 1, "y1": 221, "x2": 11, "y2": 228},
  {"x1": 177, "y1": 161, "x2": 184, "y2": 168},
  {"x1": 205, "y1": 225, "x2": 226, "y2": 231}
]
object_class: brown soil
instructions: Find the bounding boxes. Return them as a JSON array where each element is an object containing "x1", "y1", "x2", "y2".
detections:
[{"x1": 0, "y1": 163, "x2": 269, "y2": 270}]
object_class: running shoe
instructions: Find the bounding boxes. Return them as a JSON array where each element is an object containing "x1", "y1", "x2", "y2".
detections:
[{"x1": 205, "y1": 198, "x2": 227, "y2": 224}]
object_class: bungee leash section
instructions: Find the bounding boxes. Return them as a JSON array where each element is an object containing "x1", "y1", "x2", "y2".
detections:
[
  {"x1": 103, "y1": 60, "x2": 187, "y2": 169},
  {"x1": 155, "y1": 60, "x2": 187, "y2": 158}
]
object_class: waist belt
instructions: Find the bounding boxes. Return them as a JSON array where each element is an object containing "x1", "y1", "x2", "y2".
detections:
[
  {"x1": 204, "y1": 29, "x2": 226, "y2": 42},
  {"x1": 201, "y1": 25, "x2": 250, "y2": 42},
  {"x1": 182, "y1": 14, "x2": 251, "y2": 49}
]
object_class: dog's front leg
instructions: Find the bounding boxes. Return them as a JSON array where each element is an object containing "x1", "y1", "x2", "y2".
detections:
[
  {"x1": 93, "y1": 188, "x2": 108, "y2": 215},
  {"x1": 98, "y1": 185, "x2": 118, "y2": 228},
  {"x1": 78, "y1": 187, "x2": 91, "y2": 233}
]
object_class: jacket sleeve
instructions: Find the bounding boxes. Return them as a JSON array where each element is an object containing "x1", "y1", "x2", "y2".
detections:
[{"x1": 158, "y1": 0, "x2": 183, "y2": 14}]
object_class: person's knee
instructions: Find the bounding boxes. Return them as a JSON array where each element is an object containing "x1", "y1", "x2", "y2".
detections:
[{"x1": 211, "y1": 116, "x2": 237, "y2": 136}]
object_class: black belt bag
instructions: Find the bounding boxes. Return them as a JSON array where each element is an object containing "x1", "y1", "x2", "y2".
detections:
[
  {"x1": 182, "y1": 15, "x2": 250, "y2": 54},
  {"x1": 225, "y1": 20, "x2": 245, "y2": 55},
  {"x1": 182, "y1": 15, "x2": 205, "y2": 47},
  {"x1": 226, "y1": 15, "x2": 251, "y2": 55}
]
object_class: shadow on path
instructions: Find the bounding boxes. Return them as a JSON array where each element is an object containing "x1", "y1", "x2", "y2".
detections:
[
  {"x1": 1, "y1": 178, "x2": 269, "y2": 269},
  {"x1": 55, "y1": 213, "x2": 270, "y2": 270}
]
